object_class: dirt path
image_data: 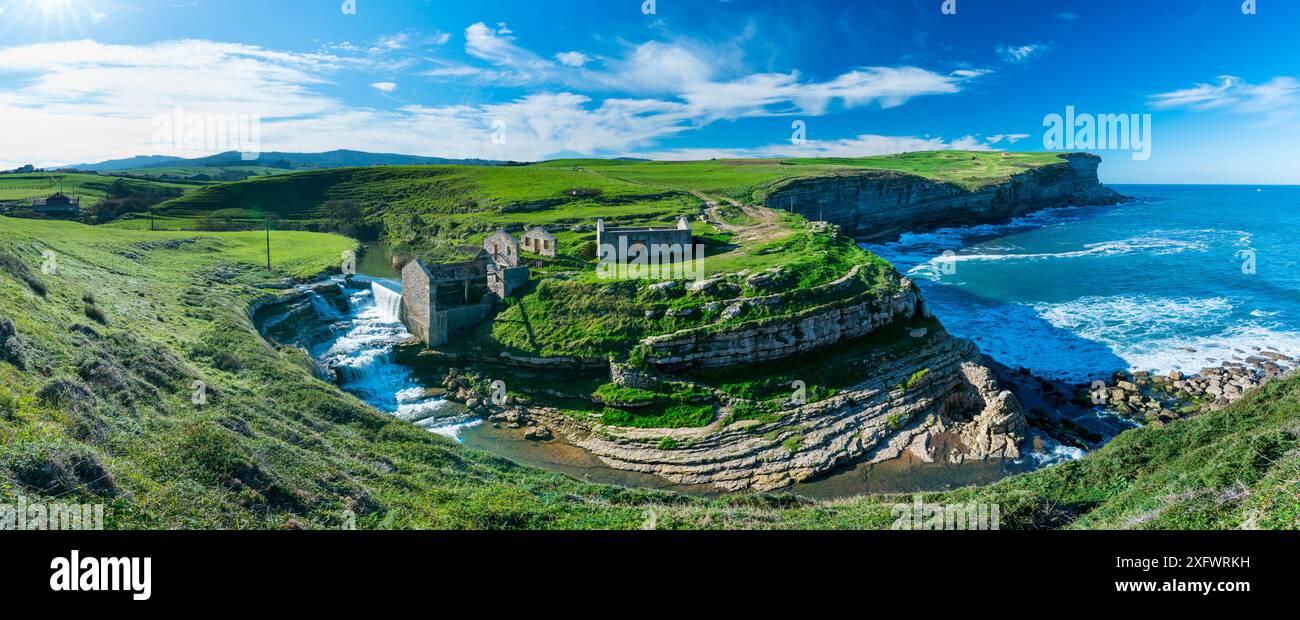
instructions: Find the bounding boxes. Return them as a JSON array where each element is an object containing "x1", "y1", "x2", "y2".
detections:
[{"x1": 691, "y1": 190, "x2": 790, "y2": 245}]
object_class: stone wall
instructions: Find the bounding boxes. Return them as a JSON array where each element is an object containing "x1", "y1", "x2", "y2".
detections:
[
  {"x1": 597, "y1": 226, "x2": 692, "y2": 256},
  {"x1": 401, "y1": 260, "x2": 434, "y2": 346},
  {"x1": 439, "y1": 303, "x2": 491, "y2": 346},
  {"x1": 766, "y1": 153, "x2": 1124, "y2": 241}
]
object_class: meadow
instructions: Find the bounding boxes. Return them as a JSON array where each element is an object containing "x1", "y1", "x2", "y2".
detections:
[{"x1": 0, "y1": 172, "x2": 197, "y2": 211}]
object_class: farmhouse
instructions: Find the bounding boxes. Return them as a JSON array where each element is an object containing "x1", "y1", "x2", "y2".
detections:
[
  {"x1": 520, "y1": 227, "x2": 557, "y2": 257},
  {"x1": 400, "y1": 230, "x2": 531, "y2": 347},
  {"x1": 31, "y1": 192, "x2": 81, "y2": 217}
]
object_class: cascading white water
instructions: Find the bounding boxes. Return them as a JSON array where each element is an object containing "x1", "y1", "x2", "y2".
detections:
[
  {"x1": 307, "y1": 279, "x2": 478, "y2": 439},
  {"x1": 370, "y1": 282, "x2": 403, "y2": 323}
]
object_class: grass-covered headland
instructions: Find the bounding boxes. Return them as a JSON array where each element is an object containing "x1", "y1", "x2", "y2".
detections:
[{"x1": 1, "y1": 216, "x2": 1294, "y2": 529}]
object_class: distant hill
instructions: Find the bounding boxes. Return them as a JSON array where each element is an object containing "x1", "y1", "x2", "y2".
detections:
[{"x1": 70, "y1": 149, "x2": 515, "y2": 172}]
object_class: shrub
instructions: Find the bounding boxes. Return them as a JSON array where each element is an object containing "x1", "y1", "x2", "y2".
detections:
[
  {"x1": 83, "y1": 303, "x2": 107, "y2": 325},
  {"x1": 0, "y1": 250, "x2": 47, "y2": 297}
]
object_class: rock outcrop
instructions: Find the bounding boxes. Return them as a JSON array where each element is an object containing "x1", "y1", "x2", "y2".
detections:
[
  {"x1": 766, "y1": 153, "x2": 1124, "y2": 241},
  {"x1": 643, "y1": 278, "x2": 928, "y2": 369},
  {"x1": 530, "y1": 331, "x2": 1026, "y2": 492}
]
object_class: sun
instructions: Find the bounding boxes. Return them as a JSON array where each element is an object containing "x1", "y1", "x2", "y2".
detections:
[
  {"x1": 35, "y1": 0, "x2": 70, "y2": 12},
  {"x1": 18, "y1": 0, "x2": 96, "y2": 31},
  {"x1": 30, "y1": 0, "x2": 79, "y2": 20}
]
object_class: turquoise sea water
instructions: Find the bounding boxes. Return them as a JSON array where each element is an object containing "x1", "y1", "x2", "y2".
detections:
[{"x1": 865, "y1": 185, "x2": 1300, "y2": 382}]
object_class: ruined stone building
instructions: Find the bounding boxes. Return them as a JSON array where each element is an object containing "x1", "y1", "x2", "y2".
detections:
[
  {"x1": 595, "y1": 216, "x2": 693, "y2": 254},
  {"x1": 520, "y1": 227, "x2": 557, "y2": 257},
  {"x1": 401, "y1": 230, "x2": 531, "y2": 347}
]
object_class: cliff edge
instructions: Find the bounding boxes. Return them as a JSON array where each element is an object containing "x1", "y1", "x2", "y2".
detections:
[{"x1": 766, "y1": 153, "x2": 1125, "y2": 241}]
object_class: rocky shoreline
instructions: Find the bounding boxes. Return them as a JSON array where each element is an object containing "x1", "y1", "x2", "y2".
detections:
[{"x1": 1073, "y1": 348, "x2": 1297, "y2": 424}]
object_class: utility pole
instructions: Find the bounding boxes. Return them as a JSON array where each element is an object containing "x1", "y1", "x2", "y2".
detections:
[{"x1": 265, "y1": 217, "x2": 272, "y2": 271}]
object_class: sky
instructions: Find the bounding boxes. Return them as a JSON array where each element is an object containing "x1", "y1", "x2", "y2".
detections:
[{"x1": 0, "y1": 0, "x2": 1296, "y2": 183}]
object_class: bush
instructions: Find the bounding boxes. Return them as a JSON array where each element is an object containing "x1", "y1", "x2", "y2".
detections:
[
  {"x1": 0, "y1": 250, "x2": 47, "y2": 297},
  {"x1": 2, "y1": 440, "x2": 117, "y2": 498},
  {"x1": 83, "y1": 303, "x2": 107, "y2": 325}
]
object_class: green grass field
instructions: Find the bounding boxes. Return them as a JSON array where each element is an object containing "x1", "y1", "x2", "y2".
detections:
[
  {"x1": 0, "y1": 172, "x2": 197, "y2": 211},
  {"x1": 1, "y1": 216, "x2": 1293, "y2": 529}
]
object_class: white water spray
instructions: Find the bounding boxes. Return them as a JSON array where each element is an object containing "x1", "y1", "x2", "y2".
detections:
[{"x1": 371, "y1": 282, "x2": 403, "y2": 323}]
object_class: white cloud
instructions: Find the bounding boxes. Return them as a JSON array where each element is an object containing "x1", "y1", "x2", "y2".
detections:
[
  {"x1": 554, "y1": 51, "x2": 591, "y2": 68},
  {"x1": 433, "y1": 32, "x2": 451, "y2": 45},
  {"x1": 1154, "y1": 75, "x2": 1298, "y2": 110},
  {"x1": 996, "y1": 43, "x2": 1050, "y2": 64},
  {"x1": 376, "y1": 33, "x2": 409, "y2": 51},
  {"x1": 445, "y1": 26, "x2": 978, "y2": 117},
  {"x1": 637, "y1": 133, "x2": 1016, "y2": 160},
  {"x1": 1053, "y1": 12, "x2": 1078, "y2": 20},
  {"x1": 0, "y1": 39, "x2": 380, "y2": 167},
  {"x1": 1149, "y1": 75, "x2": 1299, "y2": 122},
  {"x1": 0, "y1": 31, "x2": 988, "y2": 168}
]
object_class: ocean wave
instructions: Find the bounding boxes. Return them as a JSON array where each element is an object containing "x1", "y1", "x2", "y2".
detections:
[
  {"x1": 905, "y1": 236, "x2": 1208, "y2": 280},
  {"x1": 942, "y1": 294, "x2": 1300, "y2": 380}
]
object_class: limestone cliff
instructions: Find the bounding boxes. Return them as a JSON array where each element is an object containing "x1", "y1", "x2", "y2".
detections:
[
  {"x1": 531, "y1": 330, "x2": 1025, "y2": 492},
  {"x1": 766, "y1": 153, "x2": 1124, "y2": 241},
  {"x1": 642, "y1": 272, "x2": 927, "y2": 370}
]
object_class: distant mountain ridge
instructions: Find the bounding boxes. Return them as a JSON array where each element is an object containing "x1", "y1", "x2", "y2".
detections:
[{"x1": 70, "y1": 149, "x2": 515, "y2": 172}]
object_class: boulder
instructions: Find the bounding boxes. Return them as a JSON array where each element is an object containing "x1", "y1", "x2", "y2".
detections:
[
  {"x1": 525, "y1": 426, "x2": 554, "y2": 441},
  {"x1": 721, "y1": 302, "x2": 748, "y2": 321}
]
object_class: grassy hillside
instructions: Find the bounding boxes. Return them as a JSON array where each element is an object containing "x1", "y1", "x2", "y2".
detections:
[
  {"x1": 148, "y1": 151, "x2": 1067, "y2": 233},
  {"x1": 1, "y1": 216, "x2": 1294, "y2": 529},
  {"x1": 538, "y1": 151, "x2": 1066, "y2": 198},
  {"x1": 0, "y1": 172, "x2": 196, "y2": 211}
]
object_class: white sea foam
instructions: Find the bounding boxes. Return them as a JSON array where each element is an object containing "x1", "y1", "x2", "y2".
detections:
[
  {"x1": 907, "y1": 236, "x2": 1207, "y2": 280},
  {"x1": 1028, "y1": 441, "x2": 1086, "y2": 467},
  {"x1": 951, "y1": 294, "x2": 1300, "y2": 380}
]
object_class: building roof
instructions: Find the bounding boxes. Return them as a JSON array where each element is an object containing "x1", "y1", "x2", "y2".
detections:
[{"x1": 32, "y1": 192, "x2": 80, "y2": 207}]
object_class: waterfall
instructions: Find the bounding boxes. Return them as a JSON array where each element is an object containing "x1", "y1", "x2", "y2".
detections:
[{"x1": 371, "y1": 282, "x2": 403, "y2": 323}]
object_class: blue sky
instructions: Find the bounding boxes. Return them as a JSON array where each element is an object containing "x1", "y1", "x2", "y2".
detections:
[{"x1": 0, "y1": 0, "x2": 1296, "y2": 183}]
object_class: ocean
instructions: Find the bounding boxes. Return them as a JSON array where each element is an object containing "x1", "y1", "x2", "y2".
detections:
[{"x1": 864, "y1": 185, "x2": 1300, "y2": 382}]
